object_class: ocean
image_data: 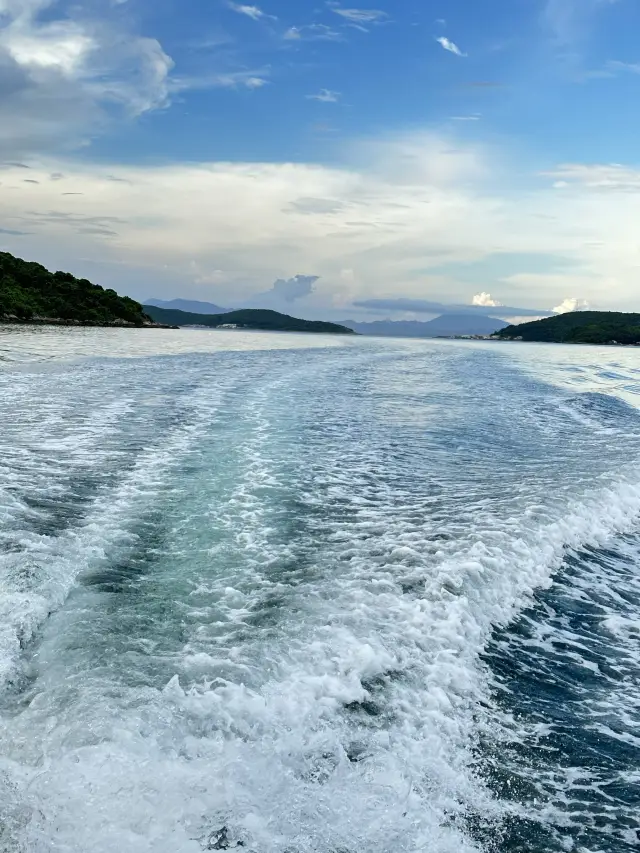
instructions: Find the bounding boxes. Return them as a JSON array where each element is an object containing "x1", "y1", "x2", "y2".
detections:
[{"x1": 0, "y1": 325, "x2": 638, "y2": 852}]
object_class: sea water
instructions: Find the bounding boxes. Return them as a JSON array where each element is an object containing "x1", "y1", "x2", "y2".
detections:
[{"x1": 0, "y1": 325, "x2": 638, "y2": 852}]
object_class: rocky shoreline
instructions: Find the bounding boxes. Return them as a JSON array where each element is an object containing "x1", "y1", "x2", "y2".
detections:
[{"x1": 1, "y1": 314, "x2": 178, "y2": 329}]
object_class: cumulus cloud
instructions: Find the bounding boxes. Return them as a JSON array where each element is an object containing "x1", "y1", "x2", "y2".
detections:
[
  {"x1": 238, "y1": 275, "x2": 320, "y2": 309},
  {"x1": 353, "y1": 298, "x2": 551, "y2": 317},
  {"x1": 306, "y1": 89, "x2": 340, "y2": 102},
  {"x1": 553, "y1": 297, "x2": 590, "y2": 313},
  {"x1": 0, "y1": 0, "x2": 174, "y2": 157},
  {"x1": 269, "y1": 275, "x2": 319, "y2": 301},
  {"x1": 0, "y1": 1, "x2": 270, "y2": 159},
  {"x1": 436, "y1": 36, "x2": 466, "y2": 56},
  {"x1": 472, "y1": 291, "x2": 502, "y2": 307}
]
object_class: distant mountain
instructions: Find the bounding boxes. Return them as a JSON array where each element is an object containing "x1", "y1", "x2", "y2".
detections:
[
  {"x1": 496, "y1": 311, "x2": 640, "y2": 344},
  {"x1": 144, "y1": 305, "x2": 356, "y2": 335},
  {"x1": 144, "y1": 298, "x2": 229, "y2": 314},
  {"x1": 342, "y1": 314, "x2": 509, "y2": 338},
  {"x1": 0, "y1": 251, "x2": 151, "y2": 326}
]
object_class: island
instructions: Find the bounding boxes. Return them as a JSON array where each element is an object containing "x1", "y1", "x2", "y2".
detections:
[
  {"x1": 495, "y1": 311, "x2": 640, "y2": 345},
  {"x1": 0, "y1": 251, "x2": 161, "y2": 326},
  {"x1": 144, "y1": 305, "x2": 357, "y2": 335}
]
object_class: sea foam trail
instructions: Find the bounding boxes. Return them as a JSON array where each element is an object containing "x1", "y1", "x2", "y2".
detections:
[
  {"x1": 1, "y1": 339, "x2": 640, "y2": 852},
  {"x1": 0, "y1": 362, "x2": 235, "y2": 689}
]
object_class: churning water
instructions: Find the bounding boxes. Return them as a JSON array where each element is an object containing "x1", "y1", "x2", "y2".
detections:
[{"x1": 0, "y1": 326, "x2": 639, "y2": 852}]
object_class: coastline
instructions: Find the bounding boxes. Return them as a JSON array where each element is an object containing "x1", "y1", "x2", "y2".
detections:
[{"x1": 1, "y1": 315, "x2": 178, "y2": 329}]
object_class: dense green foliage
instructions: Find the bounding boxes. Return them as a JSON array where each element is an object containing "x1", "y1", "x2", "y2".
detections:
[
  {"x1": 496, "y1": 311, "x2": 640, "y2": 345},
  {"x1": 144, "y1": 305, "x2": 356, "y2": 334},
  {"x1": 0, "y1": 251, "x2": 149, "y2": 325}
]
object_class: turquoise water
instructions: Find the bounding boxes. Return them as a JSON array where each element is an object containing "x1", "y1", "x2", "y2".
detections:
[{"x1": 0, "y1": 326, "x2": 639, "y2": 852}]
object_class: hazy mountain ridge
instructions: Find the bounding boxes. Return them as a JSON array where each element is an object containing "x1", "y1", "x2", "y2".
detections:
[
  {"x1": 144, "y1": 305, "x2": 356, "y2": 334},
  {"x1": 342, "y1": 314, "x2": 509, "y2": 338}
]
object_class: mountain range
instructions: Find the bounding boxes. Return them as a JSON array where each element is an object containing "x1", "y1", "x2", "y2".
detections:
[
  {"x1": 146, "y1": 300, "x2": 510, "y2": 338},
  {"x1": 144, "y1": 305, "x2": 355, "y2": 335},
  {"x1": 341, "y1": 314, "x2": 509, "y2": 338}
]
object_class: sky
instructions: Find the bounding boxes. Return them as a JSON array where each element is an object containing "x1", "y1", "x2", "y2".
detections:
[{"x1": 2, "y1": 0, "x2": 640, "y2": 320}]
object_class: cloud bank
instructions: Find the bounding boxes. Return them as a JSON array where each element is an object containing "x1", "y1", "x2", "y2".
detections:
[
  {"x1": 352, "y1": 298, "x2": 553, "y2": 318},
  {"x1": 0, "y1": 130, "x2": 636, "y2": 316}
]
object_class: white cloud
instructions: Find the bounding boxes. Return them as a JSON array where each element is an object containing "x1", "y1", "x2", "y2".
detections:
[
  {"x1": 553, "y1": 297, "x2": 590, "y2": 313},
  {"x1": 472, "y1": 292, "x2": 502, "y2": 307},
  {"x1": 284, "y1": 24, "x2": 342, "y2": 41},
  {"x1": 331, "y1": 7, "x2": 387, "y2": 23},
  {"x1": 227, "y1": 3, "x2": 269, "y2": 20},
  {"x1": 306, "y1": 89, "x2": 340, "y2": 102},
  {"x1": 241, "y1": 76, "x2": 268, "y2": 89},
  {"x1": 6, "y1": 23, "x2": 95, "y2": 74},
  {"x1": 0, "y1": 5, "x2": 173, "y2": 110},
  {"x1": 450, "y1": 114, "x2": 481, "y2": 121},
  {"x1": 0, "y1": 1, "x2": 273, "y2": 158},
  {"x1": 436, "y1": 36, "x2": 466, "y2": 56},
  {"x1": 0, "y1": 133, "x2": 499, "y2": 307},
  {"x1": 173, "y1": 70, "x2": 268, "y2": 90},
  {"x1": 544, "y1": 163, "x2": 640, "y2": 191}
]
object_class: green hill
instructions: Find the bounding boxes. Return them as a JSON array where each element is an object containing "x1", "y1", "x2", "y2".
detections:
[
  {"x1": 144, "y1": 305, "x2": 357, "y2": 335},
  {"x1": 496, "y1": 311, "x2": 640, "y2": 345},
  {"x1": 0, "y1": 251, "x2": 150, "y2": 325}
]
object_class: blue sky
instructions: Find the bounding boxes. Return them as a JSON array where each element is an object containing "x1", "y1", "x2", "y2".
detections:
[{"x1": 1, "y1": 0, "x2": 640, "y2": 319}]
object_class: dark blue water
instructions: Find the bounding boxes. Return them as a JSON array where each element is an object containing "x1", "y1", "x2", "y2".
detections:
[{"x1": 481, "y1": 532, "x2": 640, "y2": 852}]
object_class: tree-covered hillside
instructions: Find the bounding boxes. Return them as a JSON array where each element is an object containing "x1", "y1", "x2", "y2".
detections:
[
  {"x1": 0, "y1": 251, "x2": 149, "y2": 325},
  {"x1": 144, "y1": 305, "x2": 356, "y2": 334},
  {"x1": 496, "y1": 311, "x2": 640, "y2": 345}
]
